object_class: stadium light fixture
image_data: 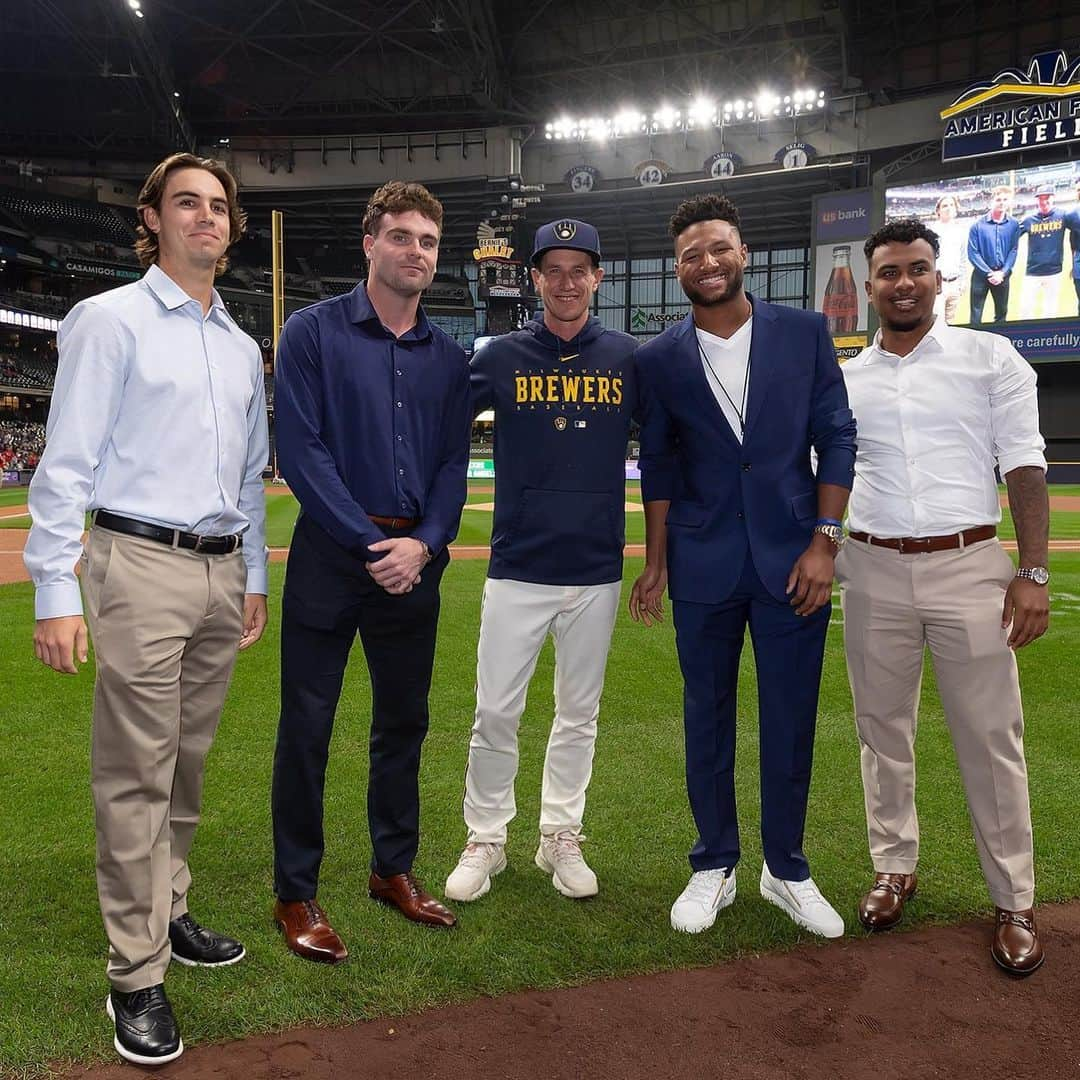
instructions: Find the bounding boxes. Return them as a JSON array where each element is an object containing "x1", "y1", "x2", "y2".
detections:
[
  {"x1": 543, "y1": 87, "x2": 828, "y2": 140},
  {"x1": 652, "y1": 105, "x2": 679, "y2": 132},
  {"x1": 687, "y1": 98, "x2": 717, "y2": 128}
]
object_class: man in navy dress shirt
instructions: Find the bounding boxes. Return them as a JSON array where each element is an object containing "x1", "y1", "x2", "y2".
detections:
[
  {"x1": 967, "y1": 186, "x2": 1021, "y2": 324},
  {"x1": 271, "y1": 181, "x2": 471, "y2": 962}
]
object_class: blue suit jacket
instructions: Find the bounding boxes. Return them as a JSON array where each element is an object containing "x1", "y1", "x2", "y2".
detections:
[{"x1": 637, "y1": 296, "x2": 856, "y2": 605}]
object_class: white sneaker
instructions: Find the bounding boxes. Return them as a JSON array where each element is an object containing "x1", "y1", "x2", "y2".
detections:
[
  {"x1": 759, "y1": 863, "x2": 845, "y2": 938},
  {"x1": 444, "y1": 842, "x2": 506, "y2": 902},
  {"x1": 535, "y1": 832, "x2": 599, "y2": 898},
  {"x1": 670, "y1": 868, "x2": 737, "y2": 933}
]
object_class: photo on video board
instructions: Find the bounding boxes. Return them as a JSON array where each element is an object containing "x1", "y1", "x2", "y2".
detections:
[{"x1": 885, "y1": 162, "x2": 1080, "y2": 325}]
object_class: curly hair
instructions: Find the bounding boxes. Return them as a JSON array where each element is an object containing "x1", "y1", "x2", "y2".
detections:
[
  {"x1": 135, "y1": 153, "x2": 246, "y2": 275},
  {"x1": 362, "y1": 181, "x2": 444, "y2": 237},
  {"x1": 864, "y1": 218, "x2": 941, "y2": 263},
  {"x1": 668, "y1": 193, "x2": 741, "y2": 240}
]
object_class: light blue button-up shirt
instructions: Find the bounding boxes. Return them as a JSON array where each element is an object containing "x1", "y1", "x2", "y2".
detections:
[{"x1": 25, "y1": 263, "x2": 269, "y2": 619}]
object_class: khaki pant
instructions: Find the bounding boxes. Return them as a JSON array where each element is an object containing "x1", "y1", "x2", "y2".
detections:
[
  {"x1": 934, "y1": 278, "x2": 965, "y2": 324},
  {"x1": 835, "y1": 536, "x2": 1034, "y2": 910},
  {"x1": 81, "y1": 527, "x2": 245, "y2": 990}
]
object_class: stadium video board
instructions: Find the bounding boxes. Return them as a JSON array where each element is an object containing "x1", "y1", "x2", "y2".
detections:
[{"x1": 885, "y1": 161, "x2": 1080, "y2": 328}]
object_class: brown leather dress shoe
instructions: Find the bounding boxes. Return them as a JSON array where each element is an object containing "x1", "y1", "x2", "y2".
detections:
[
  {"x1": 369, "y1": 871, "x2": 457, "y2": 928},
  {"x1": 273, "y1": 899, "x2": 348, "y2": 964},
  {"x1": 857, "y1": 872, "x2": 917, "y2": 931},
  {"x1": 991, "y1": 907, "x2": 1044, "y2": 975}
]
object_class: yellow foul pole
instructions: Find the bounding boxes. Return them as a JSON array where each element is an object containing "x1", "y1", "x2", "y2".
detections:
[{"x1": 271, "y1": 209, "x2": 285, "y2": 354}]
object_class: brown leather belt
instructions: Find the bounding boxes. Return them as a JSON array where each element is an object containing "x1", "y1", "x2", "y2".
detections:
[
  {"x1": 848, "y1": 524, "x2": 996, "y2": 553},
  {"x1": 368, "y1": 514, "x2": 420, "y2": 529}
]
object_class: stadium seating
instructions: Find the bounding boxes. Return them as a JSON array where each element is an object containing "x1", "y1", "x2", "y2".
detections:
[
  {"x1": 0, "y1": 187, "x2": 134, "y2": 246},
  {"x1": 0, "y1": 418, "x2": 46, "y2": 470},
  {"x1": 0, "y1": 349, "x2": 58, "y2": 391}
]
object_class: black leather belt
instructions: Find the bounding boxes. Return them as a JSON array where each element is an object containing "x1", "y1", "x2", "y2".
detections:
[{"x1": 92, "y1": 510, "x2": 243, "y2": 555}]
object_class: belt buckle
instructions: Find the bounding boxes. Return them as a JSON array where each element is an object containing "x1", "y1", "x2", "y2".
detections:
[
  {"x1": 897, "y1": 537, "x2": 926, "y2": 554},
  {"x1": 193, "y1": 534, "x2": 211, "y2": 553}
]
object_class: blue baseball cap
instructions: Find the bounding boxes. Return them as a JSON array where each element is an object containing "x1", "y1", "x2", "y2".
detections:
[
  {"x1": 1035, "y1": 185, "x2": 1055, "y2": 197},
  {"x1": 531, "y1": 219, "x2": 601, "y2": 267}
]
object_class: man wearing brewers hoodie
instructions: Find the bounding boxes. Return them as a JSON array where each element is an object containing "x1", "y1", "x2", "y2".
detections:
[{"x1": 446, "y1": 219, "x2": 638, "y2": 902}]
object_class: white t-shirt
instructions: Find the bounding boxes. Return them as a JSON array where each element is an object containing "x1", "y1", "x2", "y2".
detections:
[{"x1": 696, "y1": 319, "x2": 753, "y2": 443}]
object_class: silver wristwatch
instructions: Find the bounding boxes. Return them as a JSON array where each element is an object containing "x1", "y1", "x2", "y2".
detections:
[
  {"x1": 1015, "y1": 566, "x2": 1049, "y2": 586},
  {"x1": 813, "y1": 522, "x2": 845, "y2": 549}
]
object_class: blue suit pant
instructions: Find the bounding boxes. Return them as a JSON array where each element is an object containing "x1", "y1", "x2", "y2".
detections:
[{"x1": 673, "y1": 552, "x2": 829, "y2": 881}]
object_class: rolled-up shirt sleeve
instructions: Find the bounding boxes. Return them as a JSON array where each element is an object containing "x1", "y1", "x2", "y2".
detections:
[
  {"x1": 990, "y1": 338, "x2": 1047, "y2": 476},
  {"x1": 24, "y1": 303, "x2": 129, "y2": 619}
]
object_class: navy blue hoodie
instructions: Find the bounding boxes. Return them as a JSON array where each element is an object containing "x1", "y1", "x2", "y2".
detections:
[
  {"x1": 471, "y1": 316, "x2": 638, "y2": 585},
  {"x1": 1020, "y1": 209, "x2": 1067, "y2": 276}
]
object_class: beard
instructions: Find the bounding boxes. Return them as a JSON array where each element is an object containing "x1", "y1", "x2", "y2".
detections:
[
  {"x1": 373, "y1": 261, "x2": 433, "y2": 297},
  {"x1": 880, "y1": 301, "x2": 933, "y2": 332},
  {"x1": 680, "y1": 265, "x2": 744, "y2": 307}
]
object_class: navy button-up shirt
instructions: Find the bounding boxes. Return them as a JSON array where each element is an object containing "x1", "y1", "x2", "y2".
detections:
[
  {"x1": 967, "y1": 212, "x2": 1021, "y2": 276},
  {"x1": 275, "y1": 282, "x2": 470, "y2": 558}
]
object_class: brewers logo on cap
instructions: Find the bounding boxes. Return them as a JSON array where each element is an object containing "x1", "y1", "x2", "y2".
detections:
[
  {"x1": 531, "y1": 218, "x2": 602, "y2": 266},
  {"x1": 554, "y1": 416, "x2": 568, "y2": 431}
]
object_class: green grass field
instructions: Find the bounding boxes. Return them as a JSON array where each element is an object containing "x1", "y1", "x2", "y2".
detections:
[
  {"x1": 2, "y1": 539, "x2": 1080, "y2": 1074},
  {"x1": 4, "y1": 482, "x2": 1080, "y2": 545},
  {"x1": 950, "y1": 256, "x2": 1080, "y2": 325}
]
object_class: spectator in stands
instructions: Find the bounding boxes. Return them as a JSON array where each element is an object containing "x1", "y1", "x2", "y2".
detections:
[
  {"x1": 24, "y1": 152, "x2": 268, "y2": 1067},
  {"x1": 0, "y1": 419, "x2": 46, "y2": 470}
]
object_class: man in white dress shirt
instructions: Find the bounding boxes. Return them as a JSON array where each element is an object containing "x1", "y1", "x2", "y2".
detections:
[
  {"x1": 24, "y1": 153, "x2": 269, "y2": 1063},
  {"x1": 930, "y1": 194, "x2": 968, "y2": 324},
  {"x1": 837, "y1": 217, "x2": 1050, "y2": 975}
]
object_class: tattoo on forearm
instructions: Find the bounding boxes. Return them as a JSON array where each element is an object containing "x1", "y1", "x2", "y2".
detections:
[{"x1": 1005, "y1": 466, "x2": 1049, "y2": 566}]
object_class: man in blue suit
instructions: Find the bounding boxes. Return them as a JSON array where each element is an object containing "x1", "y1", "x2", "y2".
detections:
[{"x1": 631, "y1": 194, "x2": 856, "y2": 937}]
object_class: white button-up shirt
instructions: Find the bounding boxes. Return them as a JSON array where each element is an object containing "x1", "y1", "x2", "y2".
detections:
[
  {"x1": 842, "y1": 317, "x2": 1046, "y2": 538},
  {"x1": 936, "y1": 218, "x2": 969, "y2": 282},
  {"x1": 25, "y1": 263, "x2": 269, "y2": 619}
]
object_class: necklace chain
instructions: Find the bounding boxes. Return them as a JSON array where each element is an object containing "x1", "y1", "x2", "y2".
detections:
[{"x1": 696, "y1": 321, "x2": 751, "y2": 436}]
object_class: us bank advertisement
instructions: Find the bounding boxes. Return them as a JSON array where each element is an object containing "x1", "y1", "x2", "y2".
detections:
[{"x1": 812, "y1": 189, "x2": 873, "y2": 356}]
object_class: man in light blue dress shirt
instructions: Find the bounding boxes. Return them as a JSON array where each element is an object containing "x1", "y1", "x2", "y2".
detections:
[{"x1": 24, "y1": 153, "x2": 269, "y2": 1066}]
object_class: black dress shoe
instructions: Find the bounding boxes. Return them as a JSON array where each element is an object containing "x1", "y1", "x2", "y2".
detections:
[
  {"x1": 169, "y1": 912, "x2": 246, "y2": 967},
  {"x1": 106, "y1": 984, "x2": 184, "y2": 1065}
]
